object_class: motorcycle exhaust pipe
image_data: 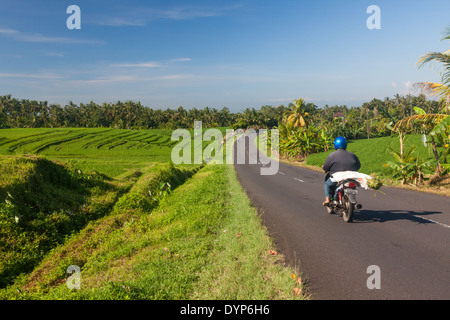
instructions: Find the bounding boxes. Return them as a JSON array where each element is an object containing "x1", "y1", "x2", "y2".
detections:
[{"x1": 355, "y1": 204, "x2": 362, "y2": 210}]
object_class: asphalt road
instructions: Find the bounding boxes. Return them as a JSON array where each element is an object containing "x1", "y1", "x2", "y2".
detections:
[{"x1": 233, "y1": 134, "x2": 450, "y2": 300}]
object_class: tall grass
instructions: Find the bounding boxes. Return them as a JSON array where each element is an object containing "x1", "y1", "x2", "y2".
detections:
[
  {"x1": 0, "y1": 165, "x2": 306, "y2": 300},
  {"x1": 0, "y1": 155, "x2": 134, "y2": 288},
  {"x1": 191, "y1": 165, "x2": 305, "y2": 300}
]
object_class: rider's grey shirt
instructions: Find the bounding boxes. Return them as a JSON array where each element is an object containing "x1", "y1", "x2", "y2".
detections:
[{"x1": 322, "y1": 149, "x2": 361, "y2": 176}]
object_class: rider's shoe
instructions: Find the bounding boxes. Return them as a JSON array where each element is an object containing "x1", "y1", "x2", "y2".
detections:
[{"x1": 323, "y1": 196, "x2": 332, "y2": 206}]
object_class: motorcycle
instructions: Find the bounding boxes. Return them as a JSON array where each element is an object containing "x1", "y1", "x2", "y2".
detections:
[{"x1": 325, "y1": 178, "x2": 363, "y2": 223}]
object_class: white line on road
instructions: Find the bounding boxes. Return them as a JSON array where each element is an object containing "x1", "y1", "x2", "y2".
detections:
[
  {"x1": 413, "y1": 215, "x2": 450, "y2": 230},
  {"x1": 294, "y1": 178, "x2": 304, "y2": 182},
  {"x1": 279, "y1": 171, "x2": 285, "y2": 175}
]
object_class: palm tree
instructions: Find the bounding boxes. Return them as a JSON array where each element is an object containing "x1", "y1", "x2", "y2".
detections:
[
  {"x1": 284, "y1": 98, "x2": 309, "y2": 128},
  {"x1": 414, "y1": 27, "x2": 450, "y2": 113}
]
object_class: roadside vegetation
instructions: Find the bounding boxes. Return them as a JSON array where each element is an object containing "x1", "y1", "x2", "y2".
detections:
[
  {"x1": 1, "y1": 164, "x2": 306, "y2": 299},
  {"x1": 305, "y1": 135, "x2": 450, "y2": 195},
  {"x1": 279, "y1": 28, "x2": 450, "y2": 192}
]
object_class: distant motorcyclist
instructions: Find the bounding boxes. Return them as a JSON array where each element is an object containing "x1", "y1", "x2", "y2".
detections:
[{"x1": 322, "y1": 137, "x2": 361, "y2": 206}]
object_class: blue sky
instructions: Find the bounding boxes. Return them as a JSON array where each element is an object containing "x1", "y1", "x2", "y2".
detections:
[{"x1": 0, "y1": 0, "x2": 449, "y2": 112}]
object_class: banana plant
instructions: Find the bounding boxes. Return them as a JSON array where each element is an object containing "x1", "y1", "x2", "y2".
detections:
[
  {"x1": 384, "y1": 145, "x2": 417, "y2": 184},
  {"x1": 430, "y1": 115, "x2": 450, "y2": 164},
  {"x1": 392, "y1": 107, "x2": 448, "y2": 175},
  {"x1": 319, "y1": 128, "x2": 333, "y2": 151}
]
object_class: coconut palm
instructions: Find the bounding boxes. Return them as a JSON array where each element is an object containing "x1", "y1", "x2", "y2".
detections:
[
  {"x1": 284, "y1": 98, "x2": 309, "y2": 128},
  {"x1": 414, "y1": 27, "x2": 450, "y2": 113}
]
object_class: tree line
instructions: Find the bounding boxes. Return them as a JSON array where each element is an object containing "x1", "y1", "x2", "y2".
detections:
[{"x1": 0, "y1": 93, "x2": 442, "y2": 137}]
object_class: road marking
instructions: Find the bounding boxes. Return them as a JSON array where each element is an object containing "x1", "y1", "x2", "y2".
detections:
[
  {"x1": 413, "y1": 215, "x2": 450, "y2": 230},
  {"x1": 279, "y1": 171, "x2": 285, "y2": 175},
  {"x1": 294, "y1": 178, "x2": 304, "y2": 182}
]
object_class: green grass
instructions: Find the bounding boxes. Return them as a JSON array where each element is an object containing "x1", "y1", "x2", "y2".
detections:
[
  {"x1": 0, "y1": 128, "x2": 306, "y2": 300},
  {"x1": 0, "y1": 164, "x2": 306, "y2": 300},
  {"x1": 191, "y1": 165, "x2": 304, "y2": 300},
  {"x1": 306, "y1": 134, "x2": 443, "y2": 178},
  {"x1": 0, "y1": 156, "x2": 194, "y2": 289}
]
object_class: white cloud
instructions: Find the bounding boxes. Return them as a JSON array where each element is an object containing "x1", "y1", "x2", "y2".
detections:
[
  {"x1": 43, "y1": 52, "x2": 65, "y2": 57},
  {"x1": 169, "y1": 58, "x2": 192, "y2": 62},
  {"x1": 111, "y1": 58, "x2": 192, "y2": 68},
  {"x1": 0, "y1": 72, "x2": 63, "y2": 79},
  {"x1": 159, "y1": 74, "x2": 191, "y2": 80},
  {"x1": 90, "y1": 18, "x2": 147, "y2": 27},
  {"x1": 267, "y1": 98, "x2": 294, "y2": 102},
  {"x1": 84, "y1": 75, "x2": 144, "y2": 84},
  {"x1": 86, "y1": 4, "x2": 242, "y2": 26},
  {"x1": 111, "y1": 62, "x2": 160, "y2": 68},
  {"x1": 61, "y1": 74, "x2": 193, "y2": 85},
  {"x1": 393, "y1": 80, "x2": 419, "y2": 96},
  {"x1": 148, "y1": 7, "x2": 223, "y2": 20},
  {"x1": 0, "y1": 27, "x2": 103, "y2": 44},
  {"x1": 0, "y1": 28, "x2": 19, "y2": 35}
]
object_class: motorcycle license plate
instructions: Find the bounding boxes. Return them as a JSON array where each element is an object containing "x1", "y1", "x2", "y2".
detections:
[{"x1": 345, "y1": 189, "x2": 358, "y2": 195}]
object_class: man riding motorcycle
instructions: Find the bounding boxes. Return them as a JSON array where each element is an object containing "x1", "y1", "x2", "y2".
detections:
[{"x1": 322, "y1": 137, "x2": 361, "y2": 206}]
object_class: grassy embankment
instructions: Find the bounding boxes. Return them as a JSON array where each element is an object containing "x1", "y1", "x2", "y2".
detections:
[{"x1": 0, "y1": 128, "x2": 307, "y2": 299}]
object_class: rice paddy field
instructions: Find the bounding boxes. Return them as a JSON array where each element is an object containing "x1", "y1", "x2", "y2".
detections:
[
  {"x1": 0, "y1": 128, "x2": 183, "y2": 177},
  {"x1": 0, "y1": 128, "x2": 306, "y2": 300}
]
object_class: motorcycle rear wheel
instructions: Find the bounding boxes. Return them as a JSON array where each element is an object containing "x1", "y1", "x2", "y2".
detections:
[{"x1": 342, "y1": 195, "x2": 354, "y2": 223}]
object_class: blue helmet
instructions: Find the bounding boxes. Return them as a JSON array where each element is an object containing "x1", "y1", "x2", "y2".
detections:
[{"x1": 334, "y1": 136, "x2": 347, "y2": 150}]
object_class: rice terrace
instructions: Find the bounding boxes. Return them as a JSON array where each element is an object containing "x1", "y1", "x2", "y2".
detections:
[{"x1": 0, "y1": 127, "x2": 305, "y2": 300}]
